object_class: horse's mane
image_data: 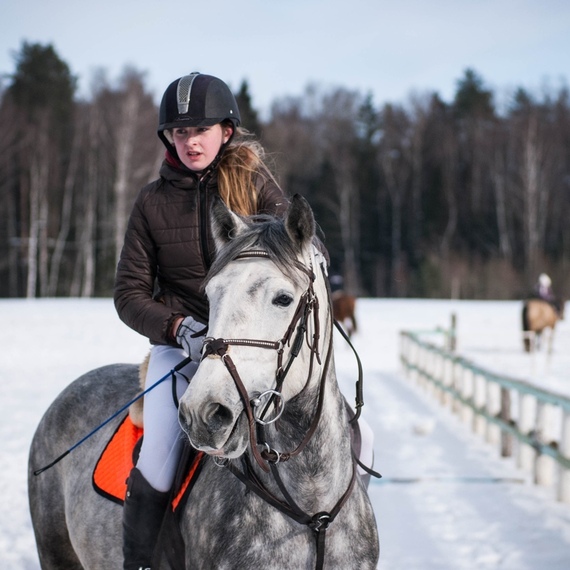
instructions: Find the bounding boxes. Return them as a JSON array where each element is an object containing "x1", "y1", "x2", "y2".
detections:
[{"x1": 204, "y1": 215, "x2": 310, "y2": 289}]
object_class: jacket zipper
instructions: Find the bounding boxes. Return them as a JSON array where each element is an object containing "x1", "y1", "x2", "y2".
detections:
[{"x1": 199, "y1": 178, "x2": 212, "y2": 269}]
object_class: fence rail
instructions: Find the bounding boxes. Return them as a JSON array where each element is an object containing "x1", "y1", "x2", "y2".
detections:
[{"x1": 399, "y1": 325, "x2": 570, "y2": 503}]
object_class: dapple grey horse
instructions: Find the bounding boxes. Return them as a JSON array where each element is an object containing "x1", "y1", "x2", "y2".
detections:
[{"x1": 28, "y1": 194, "x2": 379, "y2": 569}]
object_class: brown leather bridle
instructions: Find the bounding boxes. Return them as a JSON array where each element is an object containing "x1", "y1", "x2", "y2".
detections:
[
  {"x1": 199, "y1": 248, "x2": 357, "y2": 570},
  {"x1": 201, "y1": 249, "x2": 322, "y2": 471}
]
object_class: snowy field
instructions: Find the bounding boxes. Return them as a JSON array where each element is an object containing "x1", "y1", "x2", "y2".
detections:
[{"x1": 1, "y1": 297, "x2": 569, "y2": 569}]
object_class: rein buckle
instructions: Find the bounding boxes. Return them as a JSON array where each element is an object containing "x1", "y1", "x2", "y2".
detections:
[{"x1": 309, "y1": 512, "x2": 332, "y2": 532}]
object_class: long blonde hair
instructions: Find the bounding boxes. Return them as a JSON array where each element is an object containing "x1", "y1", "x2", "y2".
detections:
[{"x1": 217, "y1": 126, "x2": 277, "y2": 216}]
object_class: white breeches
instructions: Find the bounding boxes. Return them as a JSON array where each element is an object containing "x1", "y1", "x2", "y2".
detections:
[{"x1": 136, "y1": 345, "x2": 198, "y2": 492}]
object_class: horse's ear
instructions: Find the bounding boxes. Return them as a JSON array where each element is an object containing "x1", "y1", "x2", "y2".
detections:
[
  {"x1": 285, "y1": 194, "x2": 316, "y2": 251},
  {"x1": 210, "y1": 195, "x2": 248, "y2": 251}
]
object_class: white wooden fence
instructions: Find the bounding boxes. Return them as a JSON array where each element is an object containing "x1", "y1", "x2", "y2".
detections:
[{"x1": 399, "y1": 325, "x2": 570, "y2": 503}]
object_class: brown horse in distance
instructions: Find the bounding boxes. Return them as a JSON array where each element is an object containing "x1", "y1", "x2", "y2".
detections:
[
  {"x1": 522, "y1": 298, "x2": 565, "y2": 353},
  {"x1": 332, "y1": 291, "x2": 358, "y2": 337}
]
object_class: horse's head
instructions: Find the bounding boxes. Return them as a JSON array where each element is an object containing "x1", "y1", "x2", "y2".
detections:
[{"x1": 178, "y1": 194, "x2": 330, "y2": 463}]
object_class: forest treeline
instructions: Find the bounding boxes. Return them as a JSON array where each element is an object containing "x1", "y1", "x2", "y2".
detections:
[{"x1": 1, "y1": 42, "x2": 569, "y2": 300}]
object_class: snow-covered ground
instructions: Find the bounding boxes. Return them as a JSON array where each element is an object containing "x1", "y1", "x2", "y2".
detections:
[{"x1": 1, "y1": 298, "x2": 569, "y2": 569}]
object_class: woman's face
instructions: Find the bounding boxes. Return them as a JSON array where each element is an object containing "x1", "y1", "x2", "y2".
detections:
[{"x1": 172, "y1": 123, "x2": 233, "y2": 171}]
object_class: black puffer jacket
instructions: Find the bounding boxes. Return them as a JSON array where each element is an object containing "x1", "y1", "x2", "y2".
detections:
[{"x1": 114, "y1": 160, "x2": 289, "y2": 345}]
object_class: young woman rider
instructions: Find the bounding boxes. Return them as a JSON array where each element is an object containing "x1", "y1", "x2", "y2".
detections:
[{"x1": 114, "y1": 72, "x2": 288, "y2": 569}]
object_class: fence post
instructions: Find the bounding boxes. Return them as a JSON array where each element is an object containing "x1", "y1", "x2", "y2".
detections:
[
  {"x1": 406, "y1": 335, "x2": 416, "y2": 381},
  {"x1": 435, "y1": 350, "x2": 444, "y2": 401},
  {"x1": 451, "y1": 361, "x2": 462, "y2": 416},
  {"x1": 442, "y1": 355, "x2": 453, "y2": 408},
  {"x1": 534, "y1": 402, "x2": 555, "y2": 486},
  {"x1": 399, "y1": 332, "x2": 405, "y2": 373},
  {"x1": 517, "y1": 393, "x2": 536, "y2": 472},
  {"x1": 448, "y1": 313, "x2": 457, "y2": 352},
  {"x1": 460, "y1": 367, "x2": 474, "y2": 426},
  {"x1": 485, "y1": 381, "x2": 501, "y2": 447},
  {"x1": 500, "y1": 387, "x2": 513, "y2": 457},
  {"x1": 415, "y1": 344, "x2": 424, "y2": 387},
  {"x1": 411, "y1": 341, "x2": 421, "y2": 384},
  {"x1": 557, "y1": 411, "x2": 570, "y2": 503},
  {"x1": 425, "y1": 348, "x2": 436, "y2": 396},
  {"x1": 473, "y1": 373, "x2": 486, "y2": 437}
]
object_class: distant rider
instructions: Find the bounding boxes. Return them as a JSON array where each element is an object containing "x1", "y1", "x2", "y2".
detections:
[{"x1": 532, "y1": 273, "x2": 562, "y2": 315}]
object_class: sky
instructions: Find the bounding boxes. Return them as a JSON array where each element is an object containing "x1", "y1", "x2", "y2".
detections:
[
  {"x1": 1, "y1": 0, "x2": 570, "y2": 116},
  {"x1": 1, "y1": 298, "x2": 569, "y2": 568}
]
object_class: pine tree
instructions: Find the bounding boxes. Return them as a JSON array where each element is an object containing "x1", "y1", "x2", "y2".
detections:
[{"x1": 235, "y1": 80, "x2": 261, "y2": 135}]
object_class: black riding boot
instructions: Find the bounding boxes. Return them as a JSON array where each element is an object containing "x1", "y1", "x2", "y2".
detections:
[{"x1": 123, "y1": 467, "x2": 170, "y2": 570}]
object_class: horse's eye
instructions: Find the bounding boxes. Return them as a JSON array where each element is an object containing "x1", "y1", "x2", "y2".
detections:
[{"x1": 273, "y1": 293, "x2": 293, "y2": 307}]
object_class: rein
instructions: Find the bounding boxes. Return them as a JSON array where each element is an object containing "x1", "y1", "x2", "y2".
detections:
[{"x1": 201, "y1": 248, "x2": 356, "y2": 570}]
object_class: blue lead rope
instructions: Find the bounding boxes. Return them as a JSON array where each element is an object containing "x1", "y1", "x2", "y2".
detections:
[{"x1": 33, "y1": 355, "x2": 192, "y2": 476}]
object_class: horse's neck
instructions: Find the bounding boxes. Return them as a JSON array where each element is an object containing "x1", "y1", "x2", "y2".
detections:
[
  {"x1": 258, "y1": 255, "x2": 354, "y2": 505},
  {"x1": 301, "y1": 262, "x2": 353, "y2": 471},
  {"x1": 260, "y1": 357, "x2": 354, "y2": 510}
]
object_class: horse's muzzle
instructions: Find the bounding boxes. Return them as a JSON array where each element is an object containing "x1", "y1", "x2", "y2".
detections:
[{"x1": 178, "y1": 399, "x2": 249, "y2": 458}]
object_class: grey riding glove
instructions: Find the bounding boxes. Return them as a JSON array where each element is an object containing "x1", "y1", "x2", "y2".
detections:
[{"x1": 175, "y1": 316, "x2": 206, "y2": 360}]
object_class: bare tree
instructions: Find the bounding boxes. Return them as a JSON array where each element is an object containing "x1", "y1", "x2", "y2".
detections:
[
  {"x1": 318, "y1": 89, "x2": 364, "y2": 294},
  {"x1": 71, "y1": 100, "x2": 102, "y2": 297},
  {"x1": 491, "y1": 120, "x2": 512, "y2": 259},
  {"x1": 378, "y1": 103, "x2": 413, "y2": 296},
  {"x1": 519, "y1": 113, "x2": 549, "y2": 279},
  {"x1": 408, "y1": 94, "x2": 430, "y2": 263},
  {"x1": 25, "y1": 117, "x2": 51, "y2": 297},
  {"x1": 0, "y1": 97, "x2": 20, "y2": 295},
  {"x1": 47, "y1": 108, "x2": 84, "y2": 295},
  {"x1": 440, "y1": 123, "x2": 459, "y2": 265},
  {"x1": 113, "y1": 71, "x2": 144, "y2": 263}
]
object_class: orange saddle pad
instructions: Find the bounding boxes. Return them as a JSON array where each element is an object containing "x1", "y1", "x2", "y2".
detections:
[
  {"x1": 92, "y1": 414, "x2": 143, "y2": 504},
  {"x1": 92, "y1": 414, "x2": 204, "y2": 511}
]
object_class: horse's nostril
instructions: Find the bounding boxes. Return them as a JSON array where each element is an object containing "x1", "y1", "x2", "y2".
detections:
[{"x1": 206, "y1": 403, "x2": 233, "y2": 434}]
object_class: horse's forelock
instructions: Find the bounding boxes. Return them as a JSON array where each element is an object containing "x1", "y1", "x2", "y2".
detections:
[{"x1": 204, "y1": 216, "x2": 310, "y2": 290}]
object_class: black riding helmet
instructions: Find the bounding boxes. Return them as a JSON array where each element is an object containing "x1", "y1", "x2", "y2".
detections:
[{"x1": 158, "y1": 72, "x2": 241, "y2": 161}]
